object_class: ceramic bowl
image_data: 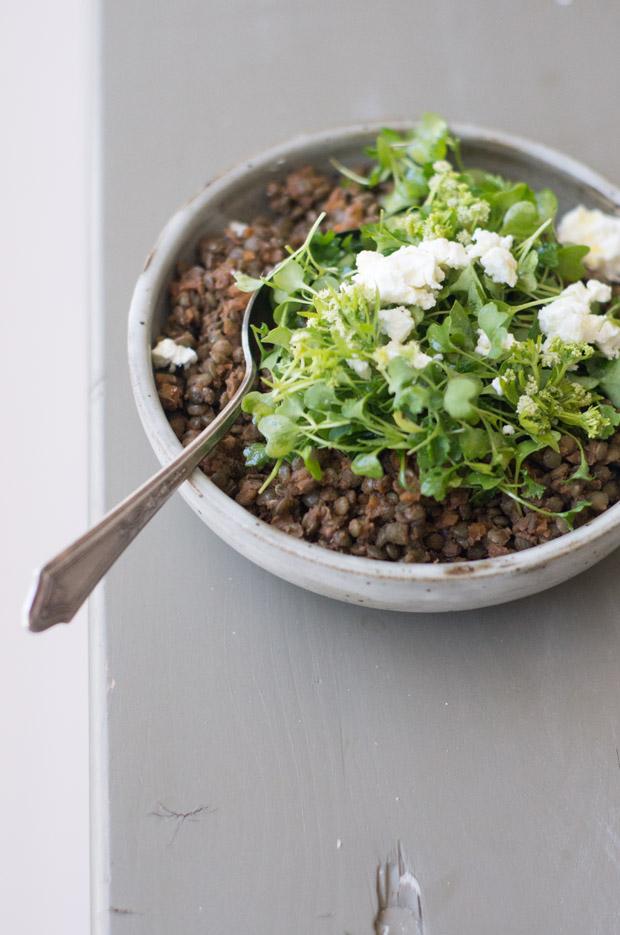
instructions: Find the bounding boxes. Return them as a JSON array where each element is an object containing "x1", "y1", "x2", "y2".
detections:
[{"x1": 128, "y1": 122, "x2": 620, "y2": 612}]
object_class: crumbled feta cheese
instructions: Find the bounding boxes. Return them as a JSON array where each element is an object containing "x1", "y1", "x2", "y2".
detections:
[
  {"x1": 353, "y1": 238, "x2": 468, "y2": 309},
  {"x1": 558, "y1": 205, "x2": 620, "y2": 281},
  {"x1": 595, "y1": 318, "x2": 620, "y2": 358},
  {"x1": 378, "y1": 306, "x2": 415, "y2": 343},
  {"x1": 229, "y1": 220, "x2": 249, "y2": 238},
  {"x1": 346, "y1": 357, "x2": 372, "y2": 379},
  {"x1": 502, "y1": 423, "x2": 515, "y2": 435},
  {"x1": 475, "y1": 329, "x2": 491, "y2": 356},
  {"x1": 475, "y1": 328, "x2": 515, "y2": 356},
  {"x1": 373, "y1": 340, "x2": 432, "y2": 370},
  {"x1": 151, "y1": 338, "x2": 198, "y2": 371},
  {"x1": 538, "y1": 279, "x2": 618, "y2": 357},
  {"x1": 491, "y1": 376, "x2": 504, "y2": 396},
  {"x1": 467, "y1": 229, "x2": 518, "y2": 287}
]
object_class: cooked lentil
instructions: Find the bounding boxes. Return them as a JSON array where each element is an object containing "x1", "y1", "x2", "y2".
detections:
[{"x1": 153, "y1": 168, "x2": 620, "y2": 563}]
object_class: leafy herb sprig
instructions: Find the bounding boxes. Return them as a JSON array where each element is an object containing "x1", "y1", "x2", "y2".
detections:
[{"x1": 235, "y1": 115, "x2": 620, "y2": 523}]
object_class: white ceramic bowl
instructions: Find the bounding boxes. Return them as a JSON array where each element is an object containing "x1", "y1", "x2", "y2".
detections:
[{"x1": 128, "y1": 122, "x2": 620, "y2": 612}]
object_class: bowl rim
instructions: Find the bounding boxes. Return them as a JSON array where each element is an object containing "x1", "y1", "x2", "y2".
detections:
[{"x1": 128, "y1": 120, "x2": 620, "y2": 584}]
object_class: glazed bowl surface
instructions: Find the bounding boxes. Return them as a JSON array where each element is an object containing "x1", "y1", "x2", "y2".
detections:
[{"x1": 128, "y1": 122, "x2": 620, "y2": 612}]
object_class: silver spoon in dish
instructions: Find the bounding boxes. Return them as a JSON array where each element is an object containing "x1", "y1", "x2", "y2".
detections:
[{"x1": 25, "y1": 285, "x2": 274, "y2": 632}]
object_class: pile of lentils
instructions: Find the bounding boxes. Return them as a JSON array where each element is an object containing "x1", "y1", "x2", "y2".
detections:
[{"x1": 153, "y1": 167, "x2": 620, "y2": 563}]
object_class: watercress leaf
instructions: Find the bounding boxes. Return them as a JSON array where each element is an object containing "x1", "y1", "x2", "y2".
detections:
[
  {"x1": 397, "y1": 384, "x2": 430, "y2": 416},
  {"x1": 537, "y1": 241, "x2": 559, "y2": 269},
  {"x1": 386, "y1": 357, "x2": 416, "y2": 393},
  {"x1": 243, "y1": 442, "x2": 271, "y2": 469},
  {"x1": 426, "y1": 318, "x2": 453, "y2": 352},
  {"x1": 278, "y1": 394, "x2": 305, "y2": 419},
  {"x1": 264, "y1": 326, "x2": 293, "y2": 348},
  {"x1": 242, "y1": 391, "x2": 275, "y2": 419},
  {"x1": 501, "y1": 201, "x2": 539, "y2": 238},
  {"x1": 304, "y1": 381, "x2": 337, "y2": 411},
  {"x1": 233, "y1": 271, "x2": 263, "y2": 292},
  {"x1": 257, "y1": 414, "x2": 299, "y2": 458},
  {"x1": 459, "y1": 426, "x2": 491, "y2": 460},
  {"x1": 558, "y1": 499, "x2": 591, "y2": 529},
  {"x1": 556, "y1": 244, "x2": 590, "y2": 283},
  {"x1": 407, "y1": 112, "x2": 449, "y2": 165},
  {"x1": 448, "y1": 301, "x2": 475, "y2": 349},
  {"x1": 341, "y1": 397, "x2": 367, "y2": 420},
  {"x1": 261, "y1": 348, "x2": 282, "y2": 371},
  {"x1": 448, "y1": 264, "x2": 485, "y2": 309},
  {"x1": 273, "y1": 260, "x2": 306, "y2": 294},
  {"x1": 594, "y1": 357, "x2": 620, "y2": 407},
  {"x1": 351, "y1": 452, "x2": 384, "y2": 479},
  {"x1": 535, "y1": 188, "x2": 558, "y2": 223},
  {"x1": 465, "y1": 471, "x2": 503, "y2": 491},
  {"x1": 443, "y1": 376, "x2": 481, "y2": 420}
]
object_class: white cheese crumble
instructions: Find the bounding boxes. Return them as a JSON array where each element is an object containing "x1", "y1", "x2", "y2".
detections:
[
  {"x1": 467, "y1": 229, "x2": 518, "y2": 287},
  {"x1": 229, "y1": 220, "x2": 249, "y2": 238},
  {"x1": 475, "y1": 328, "x2": 516, "y2": 356},
  {"x1": 373, "y1": 340, "x2": 432, "y2": 370},
  {"x1": 491, "y1": 376, "x2": 504, "y2": 396},
  {"x1": 353, "y1": 238, "x2": 468, "y2": 309},
  {"x1": 151, "y1": 337, "x2": 198, "y2": 371},
  {"x1": 502, "y1": 423, "x2": 515, "y2": 435},
  {"x1": 558, "y1": 205, "x2": 620, "y2": 281},
  {"x1": 378, "y1": 306, "x2": 415, "y2": 343},
  {"x1": 538, "y1": 279, "x2": 620, "y2": 358},
  {"x1": 346, "y1": 357, "x2": 372, "y2": 379}
]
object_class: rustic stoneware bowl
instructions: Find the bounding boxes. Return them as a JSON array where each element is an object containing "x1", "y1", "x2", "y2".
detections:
[{"x1": 128, "y1": 123, "x2": 620, "y2": 612}]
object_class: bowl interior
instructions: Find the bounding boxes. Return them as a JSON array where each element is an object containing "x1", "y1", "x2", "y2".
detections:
[{"x1": 130, "y1": 123, "x2": 620, "y2": 591}]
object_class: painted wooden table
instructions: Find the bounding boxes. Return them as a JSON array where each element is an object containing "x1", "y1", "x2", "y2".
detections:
[{"x1": 92, "y1": 2, "x2": 620, "y2": 932}]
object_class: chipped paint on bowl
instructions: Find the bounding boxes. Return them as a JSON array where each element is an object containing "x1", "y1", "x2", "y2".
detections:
[{"x1": 128, "y1": 122, "x2": 620, "y2": 612}]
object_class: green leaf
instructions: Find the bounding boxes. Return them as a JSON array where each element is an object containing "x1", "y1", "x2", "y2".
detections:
[
  {"x1": 242, "y1": 391, "x2": 275, "y2": 419},
  {"x1": 459, "y1": 426, "x2": 491, "y2": 460},
  {"x1": 398, "y1": 384, "x2": 431, "y2": 416},
  {"x1": 535, "y1": 189, "x2": 558, "y2": 223},
  {"x1": 537, "y1": 242, "x2": 559, "y2": 269},
  {"x1": 426, "y1": 318, "x2": 453, "y2": 352},
  {"x1": 301, "y1": 446, "x2": 323, "y2": 480},
  {"x1": 556, "y1": 244, "x2": 590, "y2": 283},
  {"x1": 477, "y1": 302, "x2": 512, "y2": 358},
  {"x1": 443, "y1": 376, "x2": 481, "y2": 420},
  {"x1": 233, "y1": 271, "x2": 263, "y2": 292},
  {"x1": 257, "y1": 414, "x2": 299, "y2": 458},
  {"x1": 419, "y1": 465, "x2": 456, "y2": 500},
  {"x1": 351, "y1": 452, "x2": 384, "y2": 478},
  {"x1": 596, "y1": 357, "x2": 620, "y2": 407},
  {"x1": 448, "y1": 301, "x2": 475, "y2": 349},
  {"x1": 273, "y1": 260, "x2": 306, "y2": 294},
  {"x1": 304, "y1": 381, "x2": 337, "y2": 411},
  {"x1": 264, "y1": 326, "x2": 293, "y2": 348},
  {"x1": 243, "y1": 443, "x2": 271, "y2": 469},
  {"x1": 521, "y1": 473, "x2": 546, "y2": 498},
  {"x1": 407, "y1": 112, "x2": 449, "y2": 165},
  {"x1": 501, "y1": 201, "x2": 539, "y2": 238}
]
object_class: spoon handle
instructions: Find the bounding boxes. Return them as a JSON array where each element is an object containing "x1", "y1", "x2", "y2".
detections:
[{"x1": 25, "y1": 370, "x2": 254, "y2": 632}]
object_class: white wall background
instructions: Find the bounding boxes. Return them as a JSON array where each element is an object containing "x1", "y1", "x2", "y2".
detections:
[{"x1": 0, "y1": 1, "x2": 90, "y2": 932}]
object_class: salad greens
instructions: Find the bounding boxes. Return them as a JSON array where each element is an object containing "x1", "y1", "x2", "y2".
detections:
[{"x1": 235, "y1": 115, "x2": 620, "y2": 523}]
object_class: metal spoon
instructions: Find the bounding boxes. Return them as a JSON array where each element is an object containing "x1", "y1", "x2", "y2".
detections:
[{"x1": 25, "y1": 285, "x2": 273, "y2": 632}]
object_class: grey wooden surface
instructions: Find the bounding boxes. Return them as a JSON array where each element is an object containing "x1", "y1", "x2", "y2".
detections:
[{"x1": 93, "y1": 2, "x2": 620, "y2": 933}]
